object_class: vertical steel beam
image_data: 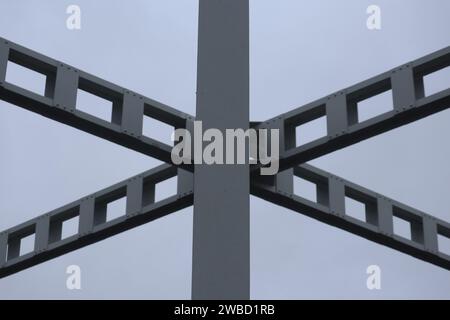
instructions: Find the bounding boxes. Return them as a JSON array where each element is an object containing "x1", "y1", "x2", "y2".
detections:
[
  {"x1": 79, "y1": 197, "x2": 96, "y2": 236},
  {"x1": 35, "y1": 216, "x2": 50, "y2": 253},
  {"x1": 122, "y1": 92, "x2": 144, "y2": 137},
  {"x1": 391, "y1": 66, "x2": 420, "y2": 111},
  {"x1": 126, "y1": 177, "x2": 144, "y2": 216},
  {"x1": 423, "y1": 216, "x2": 439, "y2": 253},
  {"x1": 328, "y1": 177, "x2": 346, "y2": 217},
  {"x1": 53, "y1": 65, "x2": 79, "y2": 111},
  {"x1": 377, "y1": 197, "x2": 394, "y2": 235},
  {"x1": 192, "y1": 0, "x2": 250, "y2": 299},
  {"x1": 326, "y1": 93, "x2": 351, "y2": 136}
]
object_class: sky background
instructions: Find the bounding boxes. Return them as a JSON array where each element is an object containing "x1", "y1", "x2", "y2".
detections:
[{"x1": 0, "y1": 0, "x2": 450, "y2": 299}]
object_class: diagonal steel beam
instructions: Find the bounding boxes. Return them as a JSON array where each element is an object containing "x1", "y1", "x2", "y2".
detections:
[
  {"x1": 251, "y1": 164, "x2": 450, "y2": 271},
  {"x1": 0, "y1": 165, "x2": 193, "y2": 279},
  {"x1": 0, "y1": 37, "x2": 193, "y2": 167},
  {"x1": 1, "y1": 34, "x2": 449, "y2": 288},
  {"x1": 2, "y1": 37, "x2": 448, "y2": 177},
  {"x1": 3, "y1": 159, "x2": 449, "y2": 279},
  {"x1": 256, "y1": 45, "x2": 450, "y2": 172}
]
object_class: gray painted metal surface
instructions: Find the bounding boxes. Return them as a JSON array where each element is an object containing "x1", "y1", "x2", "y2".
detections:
[
  {"x1": 0, "y1": 0, "x2": 449, "y2": 299},
  {"x1": 192, "y1": 0, "x2": 250, "y2": 300}
]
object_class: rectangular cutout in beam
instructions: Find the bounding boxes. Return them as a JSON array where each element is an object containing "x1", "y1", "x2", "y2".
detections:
[
  {"x1": 287, "y1": 104, "x2": 327, "y2": 148},
  {"x1": 18, "y1": 233, "x2": 35, "y2": 256},
  {"x1": 143, "y1": 116, "x2": 174, "y2": 145},
  {"x1": 142, "y1": 103, "x2": 176, "y2": 145},
  {"x1": 49, "y1": 208, "x2": 80, "y2": 243},
  {"x1": 345, "y1": 196, "x2": 366, "y2": 222},
  {"x1": 346, "y1": 78, "x2": 392, "y2": 125},
  {"x1": 76, "y1": 77, "x2": 123, "y2": 124},
  {"x1": 94, "y1": 187, "x2": 127, "y2": 225},
  {"x1": 393, "y1": 215, "x2": 412, "y2": 241},
  {"x1": 7, "y1": 224, "x2": 36, "y2": 260},
  {"x1": 438, "y1": 234, "x2": 450, "y2": 256},
  {"x1": 294, "y1": 166, "x2": 329, "y2": 206},
  {"x1": 393, "y1": 206, "x2": 424, "y2": 243},
  {"x1": 5, "y1": 48, "x2": 57, "y2": 98},
  {"x1": 106, "y1": 197, "x2": 127, "y2": 222},
  {"x1": 61, "y1": 216, "x2": 79, "y2": 240},
  {"x1": 155, "y1": 176, "x2": 177, "y2": 202},
  {"x1": 293, "y1": 176, "x2": 317, "y2": 202},
  {"x1": 295, "y1": 116, "x2": 327, "y2": 147},
  {"x1": 355, "y1": 89, "x2": 393, "y2": 123},
  {"x1": 344, "y1": 187, "x2": 378, "y2": 225},
  {"x1": 423, "y1": 66, "x2": 450, "y2": 97},
  {"x1": 6, "y1": 61, "x2": 47, "y2": 96},
  {"x1": 76, "y1": 88, "x2": 115, "y2": 122}
]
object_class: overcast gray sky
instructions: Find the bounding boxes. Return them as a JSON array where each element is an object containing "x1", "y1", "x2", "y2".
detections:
[{"x1": 0, "y1": 0, "x2": 449, "y2": 299}]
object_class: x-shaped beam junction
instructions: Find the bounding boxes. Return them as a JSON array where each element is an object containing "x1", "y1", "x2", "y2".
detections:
[{"x1": 0, "y1": 37, "x2": 449, "y2": 280}]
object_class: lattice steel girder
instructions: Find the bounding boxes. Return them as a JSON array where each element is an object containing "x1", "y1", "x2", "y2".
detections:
[
  {"x1": 252, "y1": 164, "x2": 450, "y2": 271},
  {"x1": 0, "y1": 165, "x2": 193, "y2": 279},
  {"x1": 1, "y1": 35, "x2": 449, "y2": 282},
  {"x1": 256, "y1": 45, "x2": 450, "y2": 172},
  {"x1": 2, "y1": 160, "x2": 449, "y2": 279},
  {"x1": 2, "y1": 37, "x2": 449, "y2": 175},
  {"x1": 0, "y1": 37, "x2": 193, "y2": 166}
]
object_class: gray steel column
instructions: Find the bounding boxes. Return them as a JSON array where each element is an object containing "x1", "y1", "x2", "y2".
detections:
[{"x1": 192, "y1": 0, "x2": 250, "y2": 299}]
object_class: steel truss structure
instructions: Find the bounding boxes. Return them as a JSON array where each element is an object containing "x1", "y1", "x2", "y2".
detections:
[{"x1": 0, "y1": 1, "x2": 449, "y2": 299}]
